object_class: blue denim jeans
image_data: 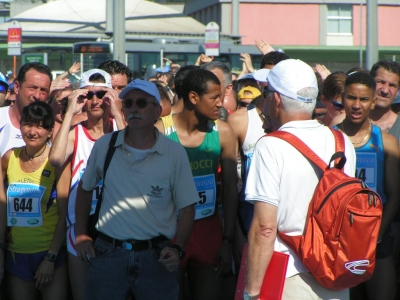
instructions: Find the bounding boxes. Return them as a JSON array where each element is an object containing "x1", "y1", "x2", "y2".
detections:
[{"x1": 85, "y1": 237, "x2": 178, "y2": 300}]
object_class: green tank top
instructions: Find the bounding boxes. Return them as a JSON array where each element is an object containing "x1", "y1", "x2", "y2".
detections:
[{"x1": 161, "y1": 115, "x2": 221, "y2": 219}]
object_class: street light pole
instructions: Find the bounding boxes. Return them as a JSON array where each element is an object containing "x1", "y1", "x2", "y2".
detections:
[
  {"x1": 113, "y1": 0, "x2": 126, "y2": 63},
  {"x1": 366, "y1": 0, "x2": 378, "y2": 69}
]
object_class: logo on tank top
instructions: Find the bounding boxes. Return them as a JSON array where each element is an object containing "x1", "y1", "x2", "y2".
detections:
[{"x1": 42, "y1": 170, "x2": 51, "y2": 177}]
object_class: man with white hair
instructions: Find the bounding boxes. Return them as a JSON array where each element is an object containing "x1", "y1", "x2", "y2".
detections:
[
  {"x1": 244, "y1": 59, "x2": 356, "y2": 299},
  {"x1": 49, "y1": 68, "x2": 125, "y2": 300}
]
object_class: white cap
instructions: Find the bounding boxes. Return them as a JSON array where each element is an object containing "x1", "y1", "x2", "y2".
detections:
[
  {"x1": 79, "y1": 69, "x2": 112, "y2": 89},
  {"x1": 253, "y1": 69, "x2": 270, "y2": 83},
  {"x1": 267, "y1": 59, "x2": 318, "y2": 103}
]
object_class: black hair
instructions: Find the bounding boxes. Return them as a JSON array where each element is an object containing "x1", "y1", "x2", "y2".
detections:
[
  {"x1": 345, "y1": 72, "x2": 376, "y2": 92},
  {"x1": 260, "y1": 51, "x2": 290, "y2": 69},
  {"x1": 89, "y1": 73, "x2": 106, "y2": 83},
  {"x1": 175, "y1": 65, "x2": 199, "y2": 99},
  {"x1": 182, "y1": 69, "x2": 221, "y2": 103},
  {"x1": 98, "y1": 60, "x2": 133, "y2": 83},
  {"x1": 21, "y1": 101, "x2": 54, "y2": 130},
  {"x1": 370, "y1": 60, "x2": 400, "y2": 85},
  {"x1": 16, "y1": 62, "x2": 52, "y2": 85}
]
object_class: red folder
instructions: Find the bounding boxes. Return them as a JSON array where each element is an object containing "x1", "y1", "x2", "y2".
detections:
[{"x1": 235, "y1": 243, "x2": 289, "y2": 300}]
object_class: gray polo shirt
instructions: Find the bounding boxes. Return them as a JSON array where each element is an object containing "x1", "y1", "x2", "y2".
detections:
[{"x1": 81, "y1": 128, "x2": 198, "y2": 240}]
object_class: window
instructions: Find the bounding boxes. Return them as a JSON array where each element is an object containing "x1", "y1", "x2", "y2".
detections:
[{"x1": 327, "y1": 5, "x2": 352, "y2": 35}]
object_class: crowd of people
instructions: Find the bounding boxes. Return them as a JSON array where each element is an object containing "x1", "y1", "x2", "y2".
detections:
[{"x1": 0, "y1": 42, "x2": 399, "y2": 300}]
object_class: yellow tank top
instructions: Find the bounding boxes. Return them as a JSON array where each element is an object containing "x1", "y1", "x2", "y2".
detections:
[{"x1": 6, "y1": 147, "x2": 59, "y2": 253}]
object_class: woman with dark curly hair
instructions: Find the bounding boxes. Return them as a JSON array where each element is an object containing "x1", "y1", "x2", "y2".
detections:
[{"x1": 1, "y1": 101, "x2": 70, "y2": 300}]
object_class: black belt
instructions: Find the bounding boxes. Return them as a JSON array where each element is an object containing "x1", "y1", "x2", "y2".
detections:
[{"x1": 97, "y1": 232, "x2": 168, "y2": 251}]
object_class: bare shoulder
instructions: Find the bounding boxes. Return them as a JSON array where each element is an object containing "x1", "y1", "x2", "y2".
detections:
[
  {"x1": 382, "y1": 130, "x2": 399, "y2": 155},
  {"x1": 227, "y1": 109, "x2": 247, "y2": 127},
  {"x1": 217, "y1": 120, "x2": 236, "y2": 153}
]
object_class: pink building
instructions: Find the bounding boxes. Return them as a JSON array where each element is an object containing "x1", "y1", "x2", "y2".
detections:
[{"x1": 182, "y1": 0, "x2": 400, "y2": 70}]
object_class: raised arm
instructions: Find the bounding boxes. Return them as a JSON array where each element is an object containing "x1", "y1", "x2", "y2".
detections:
[{"x1": 49, "y1": 89, "x2": 88, "y2": 167}]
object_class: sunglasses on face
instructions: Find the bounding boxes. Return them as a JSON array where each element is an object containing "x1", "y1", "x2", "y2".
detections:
[
  {"x1": 122, "y1": 98, "x2": 158, "y2": 109},
  {"x1": 86, "y1": 91, "x2": 106, "y2": 100},
  {"x1": 330, "y1": 99, "x2": 344, "y2": 109},
  {"x1": 238, "y1": 101, "x2": 251, "y2": 108},
  {"x1": 4, "y1": 99, "x2": 15, "y2": 106}
]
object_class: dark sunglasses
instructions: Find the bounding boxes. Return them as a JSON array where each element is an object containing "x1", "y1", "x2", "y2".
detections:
[
  {"x1": 122, "y1": 98, "x2": 158, "y2": 109},
  {"x1": 86, "y1": 91, "x2": 106, "y2": 100},
  {"x1": 238, "y1": 101, "x2": 250, "y2": 108},
  {"x1": 4, "y1": 99, "x2": 15, "y2": 106},
  {"x1": 330, "y1": 99, "x2": 344, "y2": 109}
]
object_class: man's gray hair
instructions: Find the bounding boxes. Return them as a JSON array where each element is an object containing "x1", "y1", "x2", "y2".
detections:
[
  {"x1": 201, "y1": 61, "x2": 232, "y2": 87},
  {"x1": 279, "y1": 87, "x2": 317, "y2": 116}
]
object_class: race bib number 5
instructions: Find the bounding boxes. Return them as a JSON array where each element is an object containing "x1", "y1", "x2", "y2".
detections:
[
  {"x1": 194, "y1": 174, "x2": 216, "y2": 220},
  {"x1": 7, "y1": 183, "x2": 45, "y2": 227}
]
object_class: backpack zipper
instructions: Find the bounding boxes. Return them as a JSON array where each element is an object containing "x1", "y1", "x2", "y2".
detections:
[{"x1": 316, "y1": 179, "x2": 361, "y2": 214}]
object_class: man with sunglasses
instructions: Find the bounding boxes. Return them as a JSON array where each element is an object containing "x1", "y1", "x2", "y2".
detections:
[
  {"x1": 74, "y1": 79, "x2": 197, "y2": 300},
  {"x1": 49, "y1": 68, "x2": 126, "y2": 300}
]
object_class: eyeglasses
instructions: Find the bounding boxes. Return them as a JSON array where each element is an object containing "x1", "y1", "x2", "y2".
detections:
[
  {"x1": 122, "y1": 98, "x2": 158, "y2": 109},
  {"x1": 86, "y1": 91, "x2": 106, "y2": 100},
  {"x1": 238, "y1": 101, "x2": 251, "y2": 108},
  {"x1": 330, "y1": 99, "x2": 344, "y2": 109}
]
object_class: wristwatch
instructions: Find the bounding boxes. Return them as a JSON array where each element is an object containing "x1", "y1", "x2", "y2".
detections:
[
  {"x1": 44, "y1": 252, "x2": 57, "y2": 262},
  {"x1": 170, "y1": 244, "x2": 185, "y2": 260},
  {"x1": 243, "y1": 291, "x2": 260, "y2": 300}
]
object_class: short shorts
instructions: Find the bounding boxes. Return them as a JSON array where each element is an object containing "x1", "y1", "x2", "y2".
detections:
[
  {"x1": 177, "y1": 213, "x2": 223, "y2": 269},
  {"x1": 5, "y1": 247, "x2": 68, "y2": 282}
]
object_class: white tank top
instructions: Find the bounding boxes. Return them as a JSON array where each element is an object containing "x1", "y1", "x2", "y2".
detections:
[
  {"x1": 67, "y1": 120, "x2": 116, "y2": 226},
  {"x1": 0, "y1": 107, "x2": 25, "y2": 156},
  {"x1": 238, "y1": 105, "x2": 265, "y2": 200}
]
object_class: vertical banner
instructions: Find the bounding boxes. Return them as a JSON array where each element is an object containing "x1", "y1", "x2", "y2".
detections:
[
  {"x1": 8, "y1": 20, "x2": 22, "y2": 56},
  {"x1": 205, "y1": 22, "x2": 220, "y2": 57}
]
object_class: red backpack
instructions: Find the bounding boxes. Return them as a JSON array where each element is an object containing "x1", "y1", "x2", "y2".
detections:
[{"x1": 267, "y1": 128, "x2": 383, "y2": 290}]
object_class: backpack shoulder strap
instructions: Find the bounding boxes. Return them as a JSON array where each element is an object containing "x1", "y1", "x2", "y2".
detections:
[
  {"x1": 94, "y1": 130, "x2": 119, "y2": 217},
  {"x1": 329, "y1": 127, "x2": 345, "y2": 153},
  {"x1": 103, "y1": 130, "x2": 119, "y2": 181},
  {"x1": 267, "y1": 131, "x2": 328, "y2": 171}
]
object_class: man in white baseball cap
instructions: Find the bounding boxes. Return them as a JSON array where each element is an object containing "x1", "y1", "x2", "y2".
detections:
[
  {"x1": 244, "y1": 59, "x2": 356, "y2": 299},
  {"x1": 49, "y1": 68, "x2": 126, "y2": 300}
]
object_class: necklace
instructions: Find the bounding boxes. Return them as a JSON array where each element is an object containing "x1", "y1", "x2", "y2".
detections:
[
  {"x1": 25, "y1": 145, "x2": 46, "y2": 161},
  {"x1": 342, "y1": 119, "x2": 372, "y2": 145},
  {"x1": 24, "y1": 145, "x2": 46, "y2": 172}
]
